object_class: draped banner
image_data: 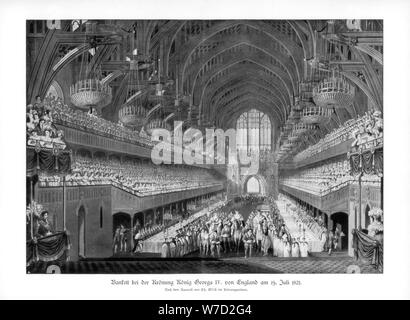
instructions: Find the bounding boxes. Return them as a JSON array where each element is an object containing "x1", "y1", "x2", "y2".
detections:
[
  {"x1": 350, "y1": 153, "x2": 362, "y2": 175},
  {"x1": 374, "y1": 149, "x2": 383, "y2": 175},
  {"x1": 352, "y1": 229, "x2": 383, "y2": 271},
  {"x1": 26, "y1": 147, "x2": 71, "y2": 177},
  {"x1": 349, "y1": 148, "x2": 383, "y2": 176},
  {"x1": 27, "y1": 231, "x2": 70, "y2": 264}
]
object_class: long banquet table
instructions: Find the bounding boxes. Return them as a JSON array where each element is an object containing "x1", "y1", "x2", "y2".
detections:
[{"x1": 141, "y1": 201, "x2": 226, "y2": 253}]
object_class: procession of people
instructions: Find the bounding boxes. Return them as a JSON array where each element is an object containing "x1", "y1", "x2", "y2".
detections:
[{"x1": 156, "y1": 195, "x2": 314, "y2": 259}]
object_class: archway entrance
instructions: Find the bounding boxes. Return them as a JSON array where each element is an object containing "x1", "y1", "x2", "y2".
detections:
[
  {"x1": 331, "y1": 212, "x2": 349, "y2": 251},
  {"x1": 246, "y1": 176, "x2": 260, "y2": 194},
  {"x1": 243, "y1": 174, "x2": 267, "y2": 196},
  {"x1": 113, "y1": 212, "x2": 131, "y2": 253},
  {"x1": 78, "y1": 206, "x2": 86, "y2": 258}
]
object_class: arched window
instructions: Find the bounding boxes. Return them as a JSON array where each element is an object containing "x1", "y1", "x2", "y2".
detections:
[
  {"x1": 236, "y1": 109, "x2": 271, "y2": 152},
  {"x1": 45, "y1": 80, "x2": 64, "y2": 101}
]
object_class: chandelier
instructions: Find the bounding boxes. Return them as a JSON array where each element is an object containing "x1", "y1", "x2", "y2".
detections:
[
  {"x1": 70, "y1": 78, "x2": 112, "y2": 111},
  {"x1": 287, "y1": 131, "x2": 299, "y2": 143},
  {"x1": 313, "y1": 69, "x2": 355, "y2": 108},
  {"x1": 144, "y1": 58, "x2": 172, "y2": 136},
  {"x1": 292, "y1": 122, "x2": 317, "y2": 135},
  {"x1": 119, "y1": 58, "x2": 147, "y2": 128},
  {"x1": 145, "y1": 118, "x2": 171, "y2": 135},
  {"x1": 301, "y1": 105, "x2": 333, "y2": 125},
  {"x1": 70, "y1": 32, "x2": 112, "y2": 112}
]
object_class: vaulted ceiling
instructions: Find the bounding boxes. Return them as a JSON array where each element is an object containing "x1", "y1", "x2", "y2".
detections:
[{"x1": 27, "y1": 19, "x2": 383, "y2": 157}]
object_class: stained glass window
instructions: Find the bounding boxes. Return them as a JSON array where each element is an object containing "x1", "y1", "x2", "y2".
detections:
[{"x1": 236, "y1": 109, "x2": 271, "y2": 152}]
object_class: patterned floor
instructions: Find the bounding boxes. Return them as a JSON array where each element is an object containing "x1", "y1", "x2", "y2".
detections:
[
  {"x1": 28, "y1": 257, "x2": 279, "y2": 274},
  {"x1": 28, "y1": 253, "x2": 380, "y2": 274},
  {"x1": 222, "y1": 255, "x2": 381, "y2": 274}
]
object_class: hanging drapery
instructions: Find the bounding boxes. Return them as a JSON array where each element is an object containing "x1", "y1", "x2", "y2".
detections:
[
  {"x1": 349, "y1": 148, "x2": 383, "y2": 176},
  {"x1": 26, "y1": 231, "x2": 71, "y2": 265},
  {"x1": 26, "y1": 147, "x2": 71, "y2": 177},
  {"x1": 352, "y1": 229, "x2": 383, "y2": 271},
  {"x1": 373, "y1": 148, "x2": 383, "y2": 175},
  {"x1": 349, "y1": 153, "x2": 362, "y2": 175},
  {"x1": 362, "y1": 151, "x2": 374, "y2": 175}
]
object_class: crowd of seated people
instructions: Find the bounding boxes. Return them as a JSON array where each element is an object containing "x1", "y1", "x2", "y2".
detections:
[
  {"x1": 43, "y1": 94, "x2": 154, "y2": 148},
  {"x1": 38, "y1": 155, "x2": 223, "y2": 196},
  {"x1": 26, "y1": 95, "x2": 66, "y2": 150},
  {"x1": 294, "y1": 111, "x2": 383, "y2": 162},
  {"x1": 280, "y1": 158, "x2": 381, "y2": 195}
]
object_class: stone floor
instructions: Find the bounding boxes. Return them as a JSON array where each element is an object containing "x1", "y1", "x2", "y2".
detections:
[
  {"x1": 28, "y1": 257, "x2": 279, "y2": 274},
  {"x1": 222, "y1": 255, "x2": 381, "y2": 274},
  {"x1": 28, "y1": 252, "x2": 381, "y2": 274}
]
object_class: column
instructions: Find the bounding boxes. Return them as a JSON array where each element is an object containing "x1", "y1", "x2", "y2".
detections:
[{"x1": 130, "y1": 213, "x2": 134, "y2": 251}]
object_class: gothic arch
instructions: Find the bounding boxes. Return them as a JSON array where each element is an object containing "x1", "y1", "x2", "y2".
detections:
[{"x1": 241, "y1": 174, "x2": 268, "y2": 196}]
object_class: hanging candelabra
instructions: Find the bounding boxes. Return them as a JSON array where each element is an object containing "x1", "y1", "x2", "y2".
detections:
[
  {"x1": 145, "y1": 58, "x2": 171, "y2": 135},
  {"x1": 301, "y1": 105, "x2": 333, "y2": 125},
  {"x1": 313, "y1": 68, "x2": 355, "y2": 108},
  {"x1": 292, "y1": 122, "x2": 317, "y2": 135},
  {"x1": 118, "y1": 53, "x2": 147, "y2": 129},
  {"x1": 70, "y1": 30, "x2": 112, "y2": 113},
  {"x1": 311, "y1": 29, "x2": 355, "y2": 108}
]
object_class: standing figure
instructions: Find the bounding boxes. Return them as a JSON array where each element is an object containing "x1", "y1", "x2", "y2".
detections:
[
  {"x1": 283, "y1": 240, "x2": 291, "y2": 258},
  {"x1": 291, "y1": 240, "x2": 300, "y2": 258},
  {"x1": 221, "y1": 221, "x2": 232, "y2": 253},
  {"x1": 300, "y1": 240, "x2": 309, "y2": 258},
  {"x1": 210, "y1": 230, "x2": 221, "y2": 258},
  {"x1": 119, "y1": 224, "x2": 128, "y2": 252},
  {"x1": 231, "y1": 218, "x2": 243, "y2": 253},
  {"x1": 261, "y1": 223, "x2": 271, "y2": 256},
  {"x1": 243, "y1": 229, "x2": 255, "y2": 259},
  {"x1": 133, "y1": 228, "x2": 142, "y2": 253},
  {"x1": 37, "y1": 211, "x2": 53, "y2": 237},
  {"x1": 161, "y1": 238, "x2": 170, "y2": 258},
  {"x1": 113, "y1": 226, "x2": 121, "y2": 254},
  {"x1": 327, "y1": 230, "x2": 335, "y2": 255},
  {"x1": 200, "y1": 227, "x2": 210, "y2": 256}
]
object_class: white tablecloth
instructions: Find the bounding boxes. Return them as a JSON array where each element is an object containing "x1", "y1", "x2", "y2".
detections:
[
  {"x1": 141, "y1": 201, "x2": 225, "y2": 253},
  {"x1": 276, "y1": 200, "x2": 324, "y2": 253}
]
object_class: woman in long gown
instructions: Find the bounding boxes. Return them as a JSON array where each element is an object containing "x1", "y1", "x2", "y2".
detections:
[
  {"x1": 261, "y1": 225, "x2": 271, "y2": 256},
  {"x1": 268, "y1": 226, "x2": 276, "y2": 257},
  {"x1": 273, "y1": 231, "x2": 280, "y2": 257},
  {"x1": 300, "y1": 241, "x2": 309, "y2": 257},
  {"x1": 170, "y1": 238, "x2": 176, "y2": 257},
  {"x1": 161, "y1": 239, "x2": 170, "y2": 258},
  {"x1": 283, "y1": 240, "x2": 291, "y2": 258},
  {"x1": 291, "y1": 241, "x2": 300, "y2": 258}
]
